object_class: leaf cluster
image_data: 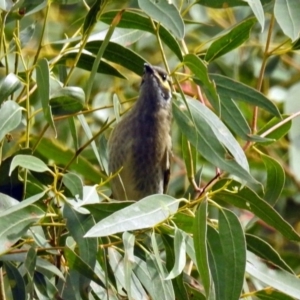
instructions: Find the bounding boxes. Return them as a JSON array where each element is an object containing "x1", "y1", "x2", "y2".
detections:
[{"x1": 1, "y1": 0, "x2": 300, "y2": 299}]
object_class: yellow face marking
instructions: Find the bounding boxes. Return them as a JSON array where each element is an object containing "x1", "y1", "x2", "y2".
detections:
[{"x1": 154, "y1": 69, "x2": 171, "y2": 92}]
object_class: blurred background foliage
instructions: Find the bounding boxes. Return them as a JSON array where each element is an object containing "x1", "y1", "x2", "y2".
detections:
[{"x1": 1, "y1": 0, "x2": 300, "y2": 299}]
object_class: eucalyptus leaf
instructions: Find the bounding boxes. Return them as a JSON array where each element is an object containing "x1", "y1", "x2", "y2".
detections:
[
  {"x1": 212, "y1": 180, "x2": 300, "y2": 241},
  {"x1": 205, "y1": 18, "x2": 256, "y2": 62},
  {"x1": 138, "y1": 0, "x2": 184, "y2": 39},
  {"x1": 274, "y1": 0, "x2": 300, "y2": 41},
  {"x1": 247, "y1": 251, "x2": 300, "y2": 298},
  {"x1": 193, "y1": 198, "x2": 214, "y2": 298},
  {"x1": 85, "y1": 195, "x2": 180, "y2": 237},
  {"x1": 100, "y1": 10, "x2": 183, "y2": 61},
  {"x1": 0, "y1": 73, "x2": 22, "y2": 104},
  {"x1": 85, "y1": 41, "x2": 146, "y2": 75},
  {"x1": 0, "y1": 100, "x2": 23, "y2": 141},
  {"x1": 50, "y1": 86, "x2": 85, "y2": 116},
  {"x1": 9, "y1": 154, "x2": 50, "y2": 174},
  {"x1": 173, "y1": 96, "x2": 258, "y2": 185},
  {"x1": 36, "y1": 58, "x2": 56, "y2": 134},
  {"x1": 219, "y1": 208, "x2": 246, "y2": 300}
]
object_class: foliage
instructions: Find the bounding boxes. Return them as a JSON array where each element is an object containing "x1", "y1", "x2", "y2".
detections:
[{"x1": 1, "y1": 0, "x2": 300, "y2": 299}]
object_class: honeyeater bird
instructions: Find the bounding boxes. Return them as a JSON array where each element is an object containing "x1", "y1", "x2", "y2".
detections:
[{"x1": 108, "y1": 63, "x2": 172, "y2": 200}]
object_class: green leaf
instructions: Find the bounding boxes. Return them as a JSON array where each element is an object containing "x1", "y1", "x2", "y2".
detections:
[
  {"x1": 4, "y1": 261, "x2": 26, "y2": 300},
  {"x1": 183, "y1": 54, "x2": 220, "y2": 114},
  {"x1": 218, "y1": 95, "x2": 253, "y2": 141},
  {"x1": 64, "y1": 246, "x2": 105, "y2": 287},
  {"x1": 0, "y1": 73, "x2": 22, "y2": 104},
  {"x1": 50, "y1": 86, "x2": 85, "y2": 116},
  {"x1": 207, "y1": 225, "x2": 225, "y2": 300},
  {"x1": 138, "y1": 0, "x2": 184, "y2": 39},
  {"x1": 77, "y1": 114, "x2": 103, "y2": 171},
  {"x1": 108, "y1": 247, "x2": 148, "y2": 299},
  {"x1": 246, "y1": 234, "x2": 294, "y2": 273},
  {"x1": 165, "y1": 228, "x2": 186, "y2": 280},
  {"x1": 246, "y1": 251, "x2": 300, "y2": 299},
  {"x1": 261, "y1": 153, "x2": 285, "y2": 206},
  {"x1": 212, "y1": 180, "x2": 300, "y2": 241},
  {"x1": 9, "y1": 22, "x2": 35, "y2": 51},
  {"x1": 193, "y1": 198, "x2": 214, "y2": 298},
  {"x1": 85, "y1": 195, "x2": 180, "y2": 237},
  {"x1": 0, "y1": 192, "x2": 45, "y2": 255},
  {"x1": 84, "y1": 201, "x2": 133, "y2": 222},
  {"x1": 195, "y1": 0, "x2": 272, "y2": 8},
  {"x1": 161, "y1": 234, "x2": 189, "y2": 300},
  {"x1": 208, "y1": 74, "x2": 281, "y2": 117},
  {"x1": 32, "y1": 137, "x2": 105, "y2": 183},
  {"x1": 59, "y1": 52, "x2": 126, "y2": 78},
  {"x1": 100, "y1": 10, "x2": 183, "y2": 61},
  {"x1": 63, "y1": 204, "x2": 98, "y2": 269},
  {"x1": 133, "y1": 256, "x2": 160, "y2": 300},
  {"x1": 255, "y1": 289, "x2": 295, "y2": 300},
  {"x1": 274, "y1": 0, "x2": 300, "y2": 42},
  {"x1": 36, "y1": 58, "x2": 56, "y2": 134},
  {"x1": 25, "y1": 247, "x2": 37, "y2": 289},
  {"x1": 172, "y1": 212, "x2": 194, "y2": 233},
  {"x1": 9, "y1": 154, "x2": 50, "y2": 175},
  {"x1": 68, "y1": 116, "x2": 78, "y2": 151},
  {"x1": 83, "y1": 0, "x2": 103, "y2": 33},
  {"x1": 244, "y1": 0, "x2": 265, "y2": 32},
  {"x1": 62, "y1": 173, "x2": 83, "y2": 199},
  {"x1": 205, "y1": 18, "x2": 256, "y2": 62},
  {"x1": 257, "y1": 115, "x2": 292, "y2": 144},
  {"x1": 0, "y1": 100, "x2": 23, "y2": 141},
  {"x1": 173, "y1": 96, "x2": 258, "y2": 185},
  {"x1": 219, "y1": 208, "x2": 246, "y2": 300},
  {"x1": 145, "y1": 253, "x2": 175, "y2": 300},
  {"x1": 85, "y1": 41, "x2": 146, "y2": 76},
  {"x1": 63, "y1": 203, "x2": 98, "y2": 295}
]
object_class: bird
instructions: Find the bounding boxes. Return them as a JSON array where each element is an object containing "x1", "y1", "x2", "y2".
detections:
[{"x1": 108, "y1": 63, "x2": 172, "y2": 200}]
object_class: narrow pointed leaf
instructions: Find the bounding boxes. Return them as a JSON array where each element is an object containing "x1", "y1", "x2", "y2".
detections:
[
  {"x1": 0, "y1": 100, "x2": 23, "y2": 141},
  {"x1": 100, "y1": 10, "x2": 183, "y2": 61},
  {"x1": 146, "y1": 253, "x2": 175, "y2": 300},
  {"x1": 0, "y1": 73, "x2": 22, "y2": 104},
  {"x1": 274, "y1": 0, "x2": 300, "y2": 41},
  {"x1": 246, "y1": 251, "x2": 300, "y2": 298},
  {"x1": 184, "y1": 54, "x2": 220, "y2": 113},
  {"x1": 193, "y1": 198, "x2": 214, "y2": 298},
  {"x1": 208, "y1": 74, "x2": 281, "y2": 117},
  {"x1": 207, "y1": 225, "x2": 225, "y2": 300},
  {"x1": 50, "y1": 86, "x2": 85, "y2": 116},
  {"x1": 62, "y1": 173, "x2": 83, "y2": 199},
  {"x1": 205, "y1": 18, "x2": 256, "y2": 62},
  {"x1": 219, "y1": 208, "x2": 246, "y2": 300},
  {"x1": 9, "y1": 154, "x2": 50, "y2": 174},
  {"x1": 85, "y1": 41, "x2": 146, "y2": 75},
  {"x1": 64, "y1": 246, "x2": 105, "y2": 287},
  {"x1": 246, "y1": 234, "x2": 294, "y2": 273},
  {"x1": 261, "y1": 153, "x2": 285, "y2": 206},
  {"x1": 138, "y1": 0, "x2": 184, "y2": 39},
  {"x1": 85, "y1": 195, "x2": 180, "y2": 237},
  {"x1": 173, "y1": 97, "x2": 258, "y2": 185},
  {"x1": 36, "y1": 58, "x2": 56, "y2": 134},
  {"x1": 59, "y1": 52, "x2": 126, "y2": 78},
  {"x1": 108, "y1": 247, "x2": 148, "y2": 299},
  {"x1": 244, "y1": 0, "x2": 264, "y2": 31},
  {"x1": 165, "y1": 228, "x2": 186, "y2": 280},
  {"x1": 213, "y1": 180, "x2": 300, "y2": 241},
  {"x1": 4, "y1": 261, "x2": 26, "y2": 300}
]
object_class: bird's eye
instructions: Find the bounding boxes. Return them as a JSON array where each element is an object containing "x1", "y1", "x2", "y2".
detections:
[{"x1": 161, "y1": 74, "x2": 167, "y2": 81}]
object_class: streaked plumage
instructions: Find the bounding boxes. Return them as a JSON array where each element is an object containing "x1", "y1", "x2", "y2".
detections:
[{"x1": 108, "y1": 63, "x2": 172, "y2": 200}]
